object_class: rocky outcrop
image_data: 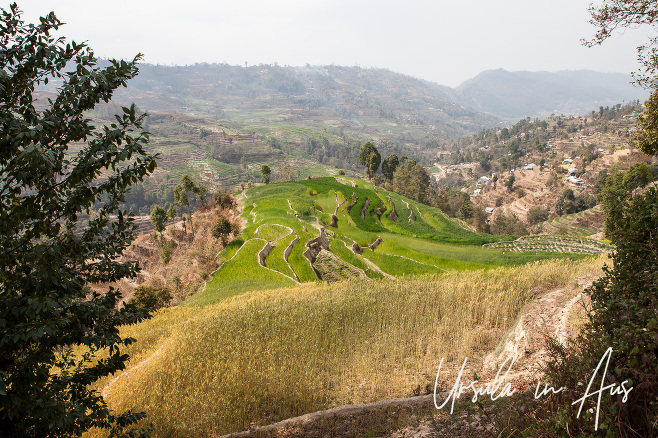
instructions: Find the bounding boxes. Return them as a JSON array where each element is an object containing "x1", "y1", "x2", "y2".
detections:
[
  {"x1": 257, "y1": 242, "x2": 273, "y2": 267},
  {"x1": 284, "y1": 236, "x2": 300, "y2": 262},
  {"x1": 302, "y1": 228, "x2": 330, "y2": 264},
  {"x1": 283, "y1": 236, "x2": 301, "y2": 282},
  {"x1": 388, "y1": 198, "x2": 398, "y2": 222},
  {"x1": 369, "y1": 237, "x2": 383, "y2": 250}
]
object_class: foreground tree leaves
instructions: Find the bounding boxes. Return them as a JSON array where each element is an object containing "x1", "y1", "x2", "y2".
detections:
[{"x1": 0, "y1": 3, "x2": 157, "y2": 437}]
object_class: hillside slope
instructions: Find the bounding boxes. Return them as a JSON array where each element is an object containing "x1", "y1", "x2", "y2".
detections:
[
  {"x1": 94, "y1": 256, "x2": 601, "y2": 437},
  {"x1": 450, "y1": 69, "x2": 649, "y2": 120},
  {"x1": 107, "y1": 64, "x2": 650, "y2": 136},
  {"x1": 189, "y1": 176, "x2": 599, "y2": 306}
]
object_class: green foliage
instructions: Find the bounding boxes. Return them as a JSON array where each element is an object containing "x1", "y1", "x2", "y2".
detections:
[
  {"x1": 212, "y1": 215, "x2": 233, "y2": 245},
  {"x1": 504, "y1": 174, "x2": 515, "y2": 191},
  {"x1": 174, "y1": 174, "x2": 205, "y2": 235},
  {"x1": 358, "y1": 142, "x2": 381, "y2": 179},
  {"x1": 381, "y1": 154, "x2": 399, "y2": 181},
  {"x1": 526, "y1": 206, "x2": 549, "y2": 225},
  {"x1": 490, "y1": 212, "x2": 528, "y2": 237},
  {"x1": 636, "y1": 88, "x2": 658, "y2": 154},
  {"x1": 129, "y1": 286, "x2": 173, "y2": 310},
  {"x1": 554, "y1": 188, "x2": 597, "y2": 216},
  {"x1": 150, "y1": 204, "x2": 167, "y2": 234},
  {"x1": 436, "y1": 189, "x2": 472, "y2": 218},
  {"x1": 597, "y1": 162, "x2": 653, "y2": 238},
  {"x1": 195, "y1": 184, "x2": 209, "y2": 206},
  {"x1": 261, "y1": 164, "x2": 271, "y2": 184},
  {"x1": 214, "y1": 192, "x2": 236, "y2": 210},
  {"x1": 539, "y1": 6, "x2": 658, "y2": 432},
  {"x1": 543, "y1": 186, "x2": 658, "y2": 437},
  {"x1": 162, "y1": 240, "x2": 174, "y2": 264},
  {"x1": 392, "y1": 161, "x2": 433, "y2": 205},
  {"x1": 0, "y1": 4, "x2": 156, "y2": 436}
]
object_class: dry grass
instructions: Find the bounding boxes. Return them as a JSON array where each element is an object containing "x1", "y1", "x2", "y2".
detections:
[
  {"x1": 103, "y1": 202, "x2": 241, "y2": 305},
  {"x1": 87, "y1": 256, "x2": 604, "y2": 437}
]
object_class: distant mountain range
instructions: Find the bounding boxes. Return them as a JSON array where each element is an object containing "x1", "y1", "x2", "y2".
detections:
[
  {"x1": 449, "y1": 69, "x2": 649, "y2": 120},
  {"x1": 98, "y1": 63, "x2": 649, "y2": 145},
  {"x1": 111, "y1": 63, "x2": 495, "y2": 148}
]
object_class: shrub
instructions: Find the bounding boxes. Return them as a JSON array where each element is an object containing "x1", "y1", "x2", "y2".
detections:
[
  {"x1": 129, "y1": 286, "x2": 173, "y2": 310},
  {"x1": 212, "y1": 215, "x2": 234, "y2": 245},
  {"x1": 491, "y1": 211, "x2": 528, "y2": 237},
  {"x1": 162, "y1": 240, "x2": 174, "y2": 264},
  {"x1": 215, "y1": 192, "x2": 236, "y2": 210},
  {"x1": 540, "y1": 186, "x2": 658, "y2": 437},
  {"x1": 526, "y1": 206, "x2": 549, "y2": 225}
]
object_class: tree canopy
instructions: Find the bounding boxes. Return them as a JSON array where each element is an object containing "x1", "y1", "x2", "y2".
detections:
[
  {"x1": 0, "y1": 4, "x2": 156, "y2": 436},
  {"x1": 260, "y1": 164, "x2": 271, "y2": 184},
  {"x1": 150, "y1": 204, "x2": 168, "y2": 235},
  {"x1": 635, "y1": 87, "x2": 658, "y2": 154},
  {"x1": 358, "y1": 142, "x2": 381, "y2": 180},
  {"x1": 585, "y1": 0, "x2": 658, "y2": 86},
  {"x1": 537, "y1": 2, "x2": 658, "y2": 435},
  {"x1": 381, "y1": 154, "x2": 399, "y2": 181},
  {"x1": 174, "y1": 174, "x2": 205, "y2": 236}
]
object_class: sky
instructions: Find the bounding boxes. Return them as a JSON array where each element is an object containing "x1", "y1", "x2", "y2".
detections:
[{"x1": 13, "y1": 0, "x2": 655, "y2": 87}]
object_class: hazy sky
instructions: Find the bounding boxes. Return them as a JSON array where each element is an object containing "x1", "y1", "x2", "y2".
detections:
[{"x1": 14, "y1": 0, "x2": 654, "y2": 87}]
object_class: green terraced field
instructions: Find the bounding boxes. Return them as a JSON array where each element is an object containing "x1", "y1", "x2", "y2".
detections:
[
  {"x1": 483, "y1": 235, "x2": 614, "y2": 255},
  {"x1": 193, "y1": 177, "x2": 597, "y2": 305}
]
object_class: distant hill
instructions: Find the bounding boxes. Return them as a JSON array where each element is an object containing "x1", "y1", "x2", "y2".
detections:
[
  {"x1": 449, "y1": 69, "x2": 649, "y2": 120},
  {"x1": 111, "y1": 63, "x2": 499, "y2": 149},
  {"x1": 43, "y1": 63, "x2": 648, "y2": 144}
]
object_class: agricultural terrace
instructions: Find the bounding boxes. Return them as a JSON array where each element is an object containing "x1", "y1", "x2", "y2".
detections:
[
  {"x1": 95, "y1": 257, "x2": 604, "y2": 437},
  {"x1": 191, "y1": 177, "x2": 593, "y2": 305}
]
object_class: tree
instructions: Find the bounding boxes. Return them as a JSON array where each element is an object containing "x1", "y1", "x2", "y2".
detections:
[
  {"x1": 260, "y1": 164, "x2": 271, "y2": 184},
  {"x1": 211, "y1": 215, "x2": 233, "y2": 245},
  {"x1": 585, "y1": 0, "x2": 658, "y2": 86},
  {"x1": 490, "y1": 211, "x2": 528, "y2": 236},
  {"x1": 635, "y1": 87, "x2": 658, "y2": 155},
  {"x1": 0, "y1": 4, "x2": 156, "y2": 436},
  {"x1": 537, "y1": 3, "x2": 658, "y2": 435},
  {"x1": 504, "y1": 174, "x2": 516, "y2": 191},
  {"x1": 128, "y1": 285, "x2": 172, "y2": 310},
  {"x1": 597, "y1": 162, "x2": 653, "y2": 237},
  {"x1": 150, "y1": 204, "x2": 168, "y2": 238},
  {"x1": 195, "y1": 183, "x2": 209, "y2": 207},
  {"x1": 174, "y1": 174, "x2": 201, "y2": 236},
  {"x1": 273, "y1": 162, "x2": 297, "y2": 182},
  {"x1": 358, "y1": 142, "x2": 381, "y2": 180},
  {"x1": 381, "y1": 154, "x2": 399, "y2": 181},
  {"x1": 526, "y1": 206, "x2": 549, "y2": 225},
  {"x1": 392, "y1": 161, "x2": 434, "y2": 205},
  {"x1": 215, "y1": 192, "x2": 236, "y2": 210}
]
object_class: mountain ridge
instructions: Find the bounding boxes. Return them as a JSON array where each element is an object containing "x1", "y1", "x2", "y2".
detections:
[{"x1": 449, "y1": 68, "x2": 649, "y2": 120}]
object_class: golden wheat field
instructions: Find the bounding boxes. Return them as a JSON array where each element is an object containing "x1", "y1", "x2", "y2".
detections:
[{"x1": 89, "y1": 256, "x2": 603, "y2": 437}]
